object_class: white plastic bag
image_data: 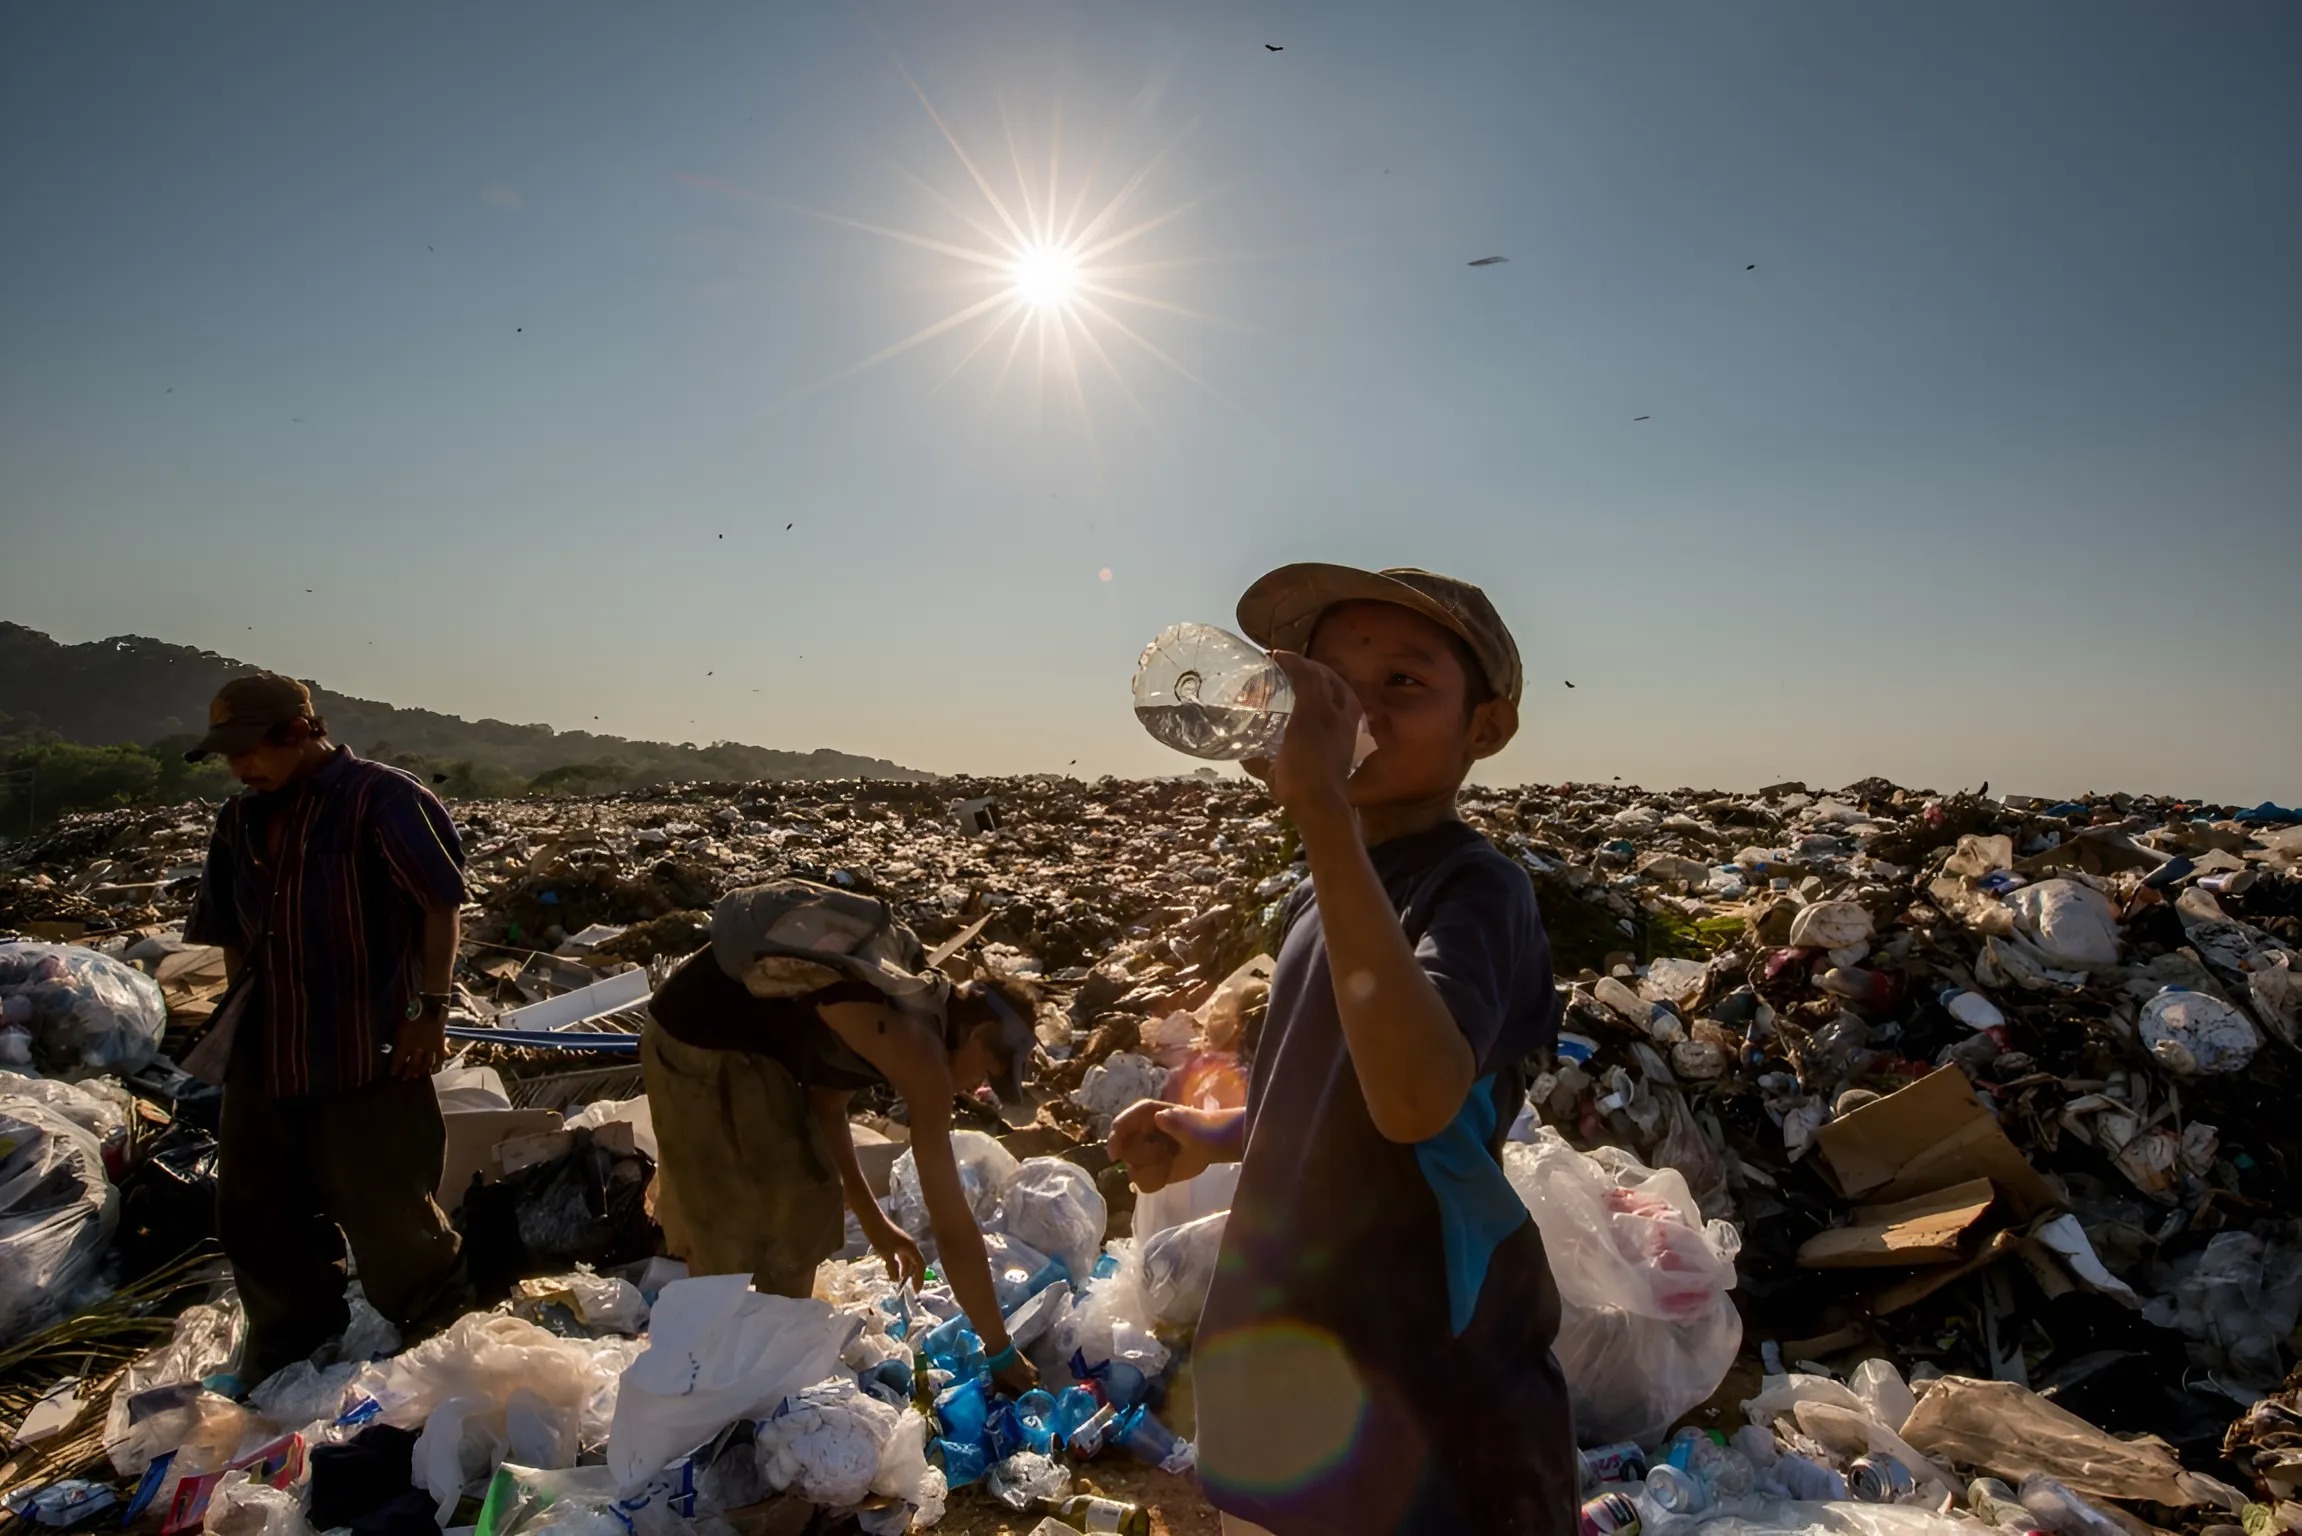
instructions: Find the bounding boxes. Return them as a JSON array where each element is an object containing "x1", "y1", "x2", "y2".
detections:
[
  {"x1": 872, "y1": 1409, "x2": 946, "y2": 1526},
  {"x1": 2005, "y1": 881, "x2": 2120, "y2": 970},
  {"x1": 1641, "y1": 1496, "x2": 1999, "y2": 1536},
  {"x1": 984, "y1": 1449, "x2": 1071, "y2": 1510},
  {"x1": 606, "y1": 1273, "x2": 858, "y2": 1493},
  {"x1": 361, "y1": 1313, "x2": 633, "y2": 1520},
  {"x1": 2173, "y1": 888, "x2": 2302, "y2": 1052},
  {"x1": 0, "y1": 1070, "x2": 134, "y2": 1145},
  {"x1": 997, "y1": 1158, "x2": 1107, "y2": 1284},
  {"x1": 201, "y1": 1475, "x2": 311, "y2": 1536},
  {"x1": 104, "y1": 1297, "x2": 248, "y2": 1475},
  {"x1": 2140, "y1": 1228, "x2": 2302, "y2": 1397},
  {"x1": 248, "y1": 1361, "x2": 359, "y2": 1435},
  {"x1": 755, "y1": 1377, "x2": 899, "y2": 1507},
  {"x1": 1138, "y1": 1211, "x2": 1227, "y2": 1329},
  {"x1": 1132, "y1": 1162, "x2": 1239, "y2": 1246},
  {"x1": 1787, "y1": 903, "x2": 1873, "y2": 952},
  {"x1": 0, "y1": 1095, "x2": 119, "y2": 1344},
  {"x1": 888, "y1": 1131, "x2": 1017, "y2": 1239},
  {"x1": 414, "y1": 1395, "x2": 514, "y2": 1525},
  {"x1": 370, "y1": 1314, "x2": 622, "y2": 1433},
  {"x1": 0, "y1": 941, "x2": 168, "y2": 1075},
  {"x1": 1047, "y1": 1244, "x2": 1170, "y2": 1385},
  {"x1": 1503, "y1": 1128, "x2": 1742, "y2": 1445},
  {"x1": 1901, "y1": 1376, "x2": 2190, "y2": 1505},
  {"x1": 1847, "y1": 1358, "x2": 1917, "y2": 1436},
  {"x1": 1071, "y1": 1054, "x2": 1168, "y2": 1130}
]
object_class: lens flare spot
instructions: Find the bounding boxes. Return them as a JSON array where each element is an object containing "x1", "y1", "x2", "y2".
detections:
[{"x1": 1194, "y1": 1323, "x2": 1368, "y2": 1496}]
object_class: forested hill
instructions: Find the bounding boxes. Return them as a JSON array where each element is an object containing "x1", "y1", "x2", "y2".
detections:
[{"x1": 0, "y1": 623, "x2": 929, "y2": 790}]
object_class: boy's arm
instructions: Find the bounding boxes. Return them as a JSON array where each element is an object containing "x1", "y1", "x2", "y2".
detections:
[
  {"x1": 1264, "y1": 652, "x2": 1475, "y2": 1145},
  {"x1": 1297, "y1": 804, "x2": 1476, "y2": 1143}
]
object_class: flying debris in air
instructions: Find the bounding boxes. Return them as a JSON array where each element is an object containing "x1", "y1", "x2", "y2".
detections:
[
  {"x1": 1265, "y1": 44, "x2": 1283, "y2": 51},
  {"x1": 1467, "y1": 256, "x2": 1508, "y2": 267},
  {"x1": 1564, "y1": 680, "x2": 1576, "y2": 689},
  {"x1": 785, "y1": 523, "x2": 793, "y2": 531},
  {"x1": 1634, "y1": 416, "x2": 1651, "y2": 422},
  {"x1": 1746, "y1": 264, "x2": 1756, "y2": 271}
]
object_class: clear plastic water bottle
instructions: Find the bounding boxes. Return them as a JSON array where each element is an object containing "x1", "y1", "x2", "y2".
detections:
[
  {"x1": 1132, "y1": 623, "x2": 1293, "y2": 760},
  {"x1": 1132, "y1": 622, "x2": 1378, "y2": 767}
]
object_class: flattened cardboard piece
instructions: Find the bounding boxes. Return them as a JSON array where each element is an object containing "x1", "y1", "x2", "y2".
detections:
[
  {"x1": 1812, "y1": 1064, "x2": 2061, "y2": 1219},
  {"x1": 1873, "y1": 1230, "x2": 2024, "y2": 1314},
  {"x1": 438, "y1": 1107, "x2": 564, "y2": 1209},
  {"x1": 1797, "y1": 1178, "x2": 1997, "y2": 1269}
]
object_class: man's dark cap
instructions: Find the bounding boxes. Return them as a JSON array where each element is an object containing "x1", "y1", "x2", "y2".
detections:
[{"x1": 184, "y1": 672, "x2": 316, "y2": 761}]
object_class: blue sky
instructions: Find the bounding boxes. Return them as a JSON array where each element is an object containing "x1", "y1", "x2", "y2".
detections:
[{"x1": 3, "y1": 1, "x2": 2295, "y2": 803}]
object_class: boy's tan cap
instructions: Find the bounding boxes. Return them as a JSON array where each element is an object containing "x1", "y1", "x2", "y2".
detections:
[{"x1": 1236, "y1": 563, "x2": 1523, "y2": 707}]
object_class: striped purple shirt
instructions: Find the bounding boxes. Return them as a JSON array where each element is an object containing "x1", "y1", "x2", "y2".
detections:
[{"x1": 185, "y1": 747, "x2": 467, "y2": 1099}]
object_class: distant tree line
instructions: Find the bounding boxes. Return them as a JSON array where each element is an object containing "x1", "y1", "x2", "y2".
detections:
[{"x1": 0, "y1": 622, "x2": 930, "y2": 833}]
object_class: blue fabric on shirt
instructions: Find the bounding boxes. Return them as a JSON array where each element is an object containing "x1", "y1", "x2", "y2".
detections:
[{"x1": 1414, "y1": 1071, "x2": 1533, "y2": 1336}]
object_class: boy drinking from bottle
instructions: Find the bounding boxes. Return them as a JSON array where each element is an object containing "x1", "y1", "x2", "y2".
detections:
[{"x1": 1109, "y1": 565, "x2": 1575, "y2": 1536}]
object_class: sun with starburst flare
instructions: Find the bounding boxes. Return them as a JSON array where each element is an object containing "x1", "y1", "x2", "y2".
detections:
[{"x1": 688, "y1": 54, "x2": 1238, "y2": 438}]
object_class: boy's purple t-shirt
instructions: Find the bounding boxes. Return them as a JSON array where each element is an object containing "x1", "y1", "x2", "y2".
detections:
[{"x1": 1193, "y1": 819, "x2": 1579, "y2": 1536}]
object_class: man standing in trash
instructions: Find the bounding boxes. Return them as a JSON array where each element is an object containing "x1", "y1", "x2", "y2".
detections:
[
  {"x1": 641, "y1": 878, "x2": 1043, "y2": 1394},
  {"x1": 1111, "y1": 566, "x2": 1577, "y2": 1535},
  {"x1": 183, "y1": 673, "x2": 468, "y2": 1389}
]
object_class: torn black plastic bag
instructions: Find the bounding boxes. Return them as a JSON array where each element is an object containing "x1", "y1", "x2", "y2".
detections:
[{"x1": 456, "y1": 1127, "x2": 656, "y2": 1302}]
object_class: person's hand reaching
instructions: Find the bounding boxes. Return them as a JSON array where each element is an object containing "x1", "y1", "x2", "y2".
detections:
[
  {"x1": 1108, "y1": 1100, "x2": 1233, "y2": 1193},
  {"x1": 866, "y1": 1218, "x2": 927, "y2": 1292},
  {"x1": 991, "y1": 1350, "x2": 1040, "y2": 1396}
]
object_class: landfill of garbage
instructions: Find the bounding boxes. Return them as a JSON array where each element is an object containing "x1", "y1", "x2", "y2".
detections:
[{"x1": 2, "y1": 773, "x2": 2299, "y2": 1536}]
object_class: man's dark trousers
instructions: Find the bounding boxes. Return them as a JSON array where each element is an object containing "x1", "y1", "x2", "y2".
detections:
[{"x1": 217, "y1": 1030, "x2": 463, "y2": 1385}]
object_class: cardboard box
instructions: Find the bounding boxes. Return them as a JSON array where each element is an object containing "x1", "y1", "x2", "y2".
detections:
[
  {"x1": 438, "y1": 1108, "x2": 564, "y2": 1210},
  {"x1": 1812, "y1": 1065, "x2": 2061, "y2": 1220},
  {"x1": 1797, "y1": 1178, "x2": 1998, "y2": 1269}
]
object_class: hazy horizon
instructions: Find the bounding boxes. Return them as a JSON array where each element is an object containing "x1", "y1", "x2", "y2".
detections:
[{"x1": 4, "y1": 2, "x2": 2295, "y2": 805}]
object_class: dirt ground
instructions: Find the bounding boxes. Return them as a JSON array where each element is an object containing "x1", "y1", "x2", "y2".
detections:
[{"x1": 932, "y1": 1462, "x2": 1220, "y2": 1535}]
